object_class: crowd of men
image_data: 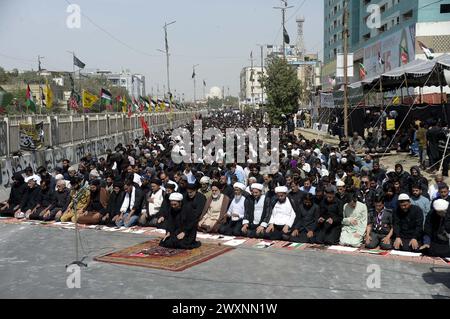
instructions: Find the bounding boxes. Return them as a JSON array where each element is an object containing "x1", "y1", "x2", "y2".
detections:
[{"x1": 1, "y1": 111, "x2": 449, "y2": 256}]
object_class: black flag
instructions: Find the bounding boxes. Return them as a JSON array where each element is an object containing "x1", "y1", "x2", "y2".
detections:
[
  {"x1": 73, "y1": 55, "x2": 86, "y2": 69},
  {"x1": 192, "y1": 69, "x2": 196, "y2": 79},
  {"x1": 283, "y1": 26, "x2": 290, "y2": 44},
  {"x1": 203, "y1": 80, "x2": 206, "y2": 87}
]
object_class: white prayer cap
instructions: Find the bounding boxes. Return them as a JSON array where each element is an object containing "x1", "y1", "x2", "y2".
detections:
[
  {"x1": 314, "y1": 148, "x2": 321, "y2": 155},
  {"x1": 251, "y1": 183, "x2": 264, "y2": 191},
  {"x1": 341, "y1": 158, "x2": 348, "y2": 164},
  {"x1": 336, "y1": 180, "x2": 345, "y2": 187},
  {"x1": 330, "y1": 152, "x2": 336, "y2": 157},
  {"x1": 301, "y1": 140, "x2": 306, "y2": 143},
  {"x1": 398, "y1": 193, "x2": 411, "y2": 201},
  {"x1": 169, "y1": 193, "x2": 184, "y2": 201},
  {"x1": 433, "y1": 199, "x2": 449, "y2": 211},
  {"x1": 275, "y1": 186, "x2": 288, "y2": 193},
  {"x1": 90, "y1": 169, "x2": 100, "y2": 178},
  {"x1": 55, "y1": 174, "x2": 64, "y2": 181},
  {"x1": 233, "y1": 182, "x2": 246, "y2": 191},
  {"x1": 302, "y1": 163, "x2": 311, "y2": 173},
  {"x1": 158, "y1": 144, "x2": 166, "y2": 151},
  {"x1": 200, "y1": 176, "x2": 211, "y2": 184},
  {"x1": 321, "y1": 169, "x2": 329, "y2": 177},
  {"x1": 25, "y1": 176, "x2": 37, "y2": 183},
  {"x1": 133, "y1": 174, "x2": 142, "y2": 185},
  {"x1": 305, "y1": 149, "x2": 311, "y2": 154},
  {"x1": 292, "y1": 150, "x2": 300, "y2": 157}
]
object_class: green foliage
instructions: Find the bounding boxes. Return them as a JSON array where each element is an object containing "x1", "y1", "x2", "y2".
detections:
[{"x1": 263, "y1": 56, "x2": 301, "y2": 125}]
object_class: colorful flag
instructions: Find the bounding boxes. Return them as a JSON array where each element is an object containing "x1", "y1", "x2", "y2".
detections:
[
  {"x1": 418, "y1": 41, "x2": 434, "y2": 60},
  {"x1": 378, "y1": 52, "x2": 385, "y2": 65},
  {"x1": 44, "y1": 80, "x2": 53, "y2": 110},
  {"x1": 359, "y1": 63, "x2": 366, "y2": 80},
  {"x1": 100, "y1": 88, "x2": 112, "y2": 110},
  {"x1": 82, "y1": 90, "x2": 99, "y2": 109},
  {"x1": 68, "y1": 93, "x2": 79, "y2": 111},
  {"x1": 400, "y1": 45, "x2": 409, "y2": 65},
  {"x1": 26, "y1": 85, "x2": 36, "y2": 113}
]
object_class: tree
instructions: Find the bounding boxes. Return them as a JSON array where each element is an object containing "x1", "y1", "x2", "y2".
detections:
[{"x1": 263, "y1": 56, "x2": 302, "y2": 125}]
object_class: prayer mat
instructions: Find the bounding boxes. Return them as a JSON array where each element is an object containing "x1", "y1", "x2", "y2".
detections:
[{"x1": 94, "y1": 239, "x2": 234, "y2": 272}]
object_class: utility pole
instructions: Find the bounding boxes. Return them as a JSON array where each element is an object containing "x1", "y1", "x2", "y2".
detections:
[
  {"x1": 163, "y1": 21, "x2": 176, "y2": 95},
  {"x1": 343, "y1": 0, "x2": 349, "y2": 137},
  {"x1": 273, "y1": 0, "x2": 293, "y2": 59},
  {"x1": 257, "y1": 44, "x2": 265, "y2": 107},
  {"x1": 193, "y1": 64, "x2": 199, "y2": 106},
  {"x1": 250, "y1": 51, "x2": 255, "y2": 107}
]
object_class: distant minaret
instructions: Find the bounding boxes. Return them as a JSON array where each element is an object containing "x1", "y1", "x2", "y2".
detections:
[{"x1": 296, "y1": 17, "x2": 305, "y2": 61}]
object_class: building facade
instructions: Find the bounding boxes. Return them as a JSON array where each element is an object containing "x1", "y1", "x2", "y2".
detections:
[
  {"x1": 240, "y1": 66, "x2": 267, "y2": 106},
  {"x1": 322, "y1": 0, "x2": 450, "y2": 90},
  {"x1": 104, "y1": 72, "x2": 146, "y2": 98}
]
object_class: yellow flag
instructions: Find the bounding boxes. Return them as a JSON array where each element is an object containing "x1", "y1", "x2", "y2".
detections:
[
  {"x1": 393, "y1": 96, "x2": 401, "y2": 105},
  {"x1": 82, "y1": 90, "x2": 99, "y2": 109},
  {"x1": 44, "y1": 81, "x2": 53, "y2": 109},
  {"x1": 161, "y1": 101, "x2": 166, "y2": 112},
  {"x1": 121, "y1": 96, "x2": 127, "y2": 113}
]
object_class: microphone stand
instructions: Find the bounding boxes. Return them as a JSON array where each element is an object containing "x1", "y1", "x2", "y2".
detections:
[{"x1": 66, "y1": 185, "x2": 88, "y2": 268}]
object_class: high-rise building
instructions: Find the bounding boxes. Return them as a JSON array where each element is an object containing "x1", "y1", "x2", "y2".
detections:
[{"x1": 322, "y1": 0, "x2": 450, "y2": 89}]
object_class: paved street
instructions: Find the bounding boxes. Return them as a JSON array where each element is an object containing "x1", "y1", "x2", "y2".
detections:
[{"x1": 1, "y1": 223, "x2": 449, "y2": 299}]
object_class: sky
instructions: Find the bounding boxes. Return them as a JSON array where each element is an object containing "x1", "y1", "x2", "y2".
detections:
[{"x1": 0, "y1": 0, "x2": 324, "y2": 100}]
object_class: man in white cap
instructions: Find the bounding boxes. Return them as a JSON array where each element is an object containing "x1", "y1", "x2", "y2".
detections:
[
  {"x1": 219, "y1": 182, "x2": 249, "y2": 236},
  {"x1": 420, "y1": 199, "x2": 450, "y2": 257},
  {"x1": 393, "y1": 194, "x2": 424, "y2": 252},
  {"x1": 241, "y1": 183, "x2": 271, "y2": 238},
  {"x1": 199, "y1": 176, "x2": 212, "y2": 199},
  {"x1": 160, "y1": 192, "x2": 201, "y2": 250},
  {"x1": 259, "y1": 186, "x2": 298, "y2": 240}
]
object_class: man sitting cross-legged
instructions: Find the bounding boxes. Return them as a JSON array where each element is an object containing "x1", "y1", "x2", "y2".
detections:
[
  {"x1": 115, "y1": 179, "x2": 145, "y2": 228},
  {"x1": 77, "y1": 179, "x2": 110, "y2": 225},
  {"x1": 365, "y1": 197, "x2": 394, "y2": 250},
  {"x1": 339, "y1": 193, "x2": 368, "y2": 248},
  {"x1": 289, "y1": 193, "x2": 320, "y2": 243},
  {"x1": 57, "y1": 177, "x2": 90, "y2": 223},
  {"x1": 241, "y1": 183, "x2": 272, "y2": 238},
  {"x1": 392, "y1": 194, "x2": 424, "y2": 252},
  {"x1": 102, "y1": 182, "x2": 125, "y2": 226},
  {"x1": 261, "y1": 186, "x2": 298, "y2": 241},
  {"x1": 198, "y1": 182, "x2": 230, "y2": 234},
  {"x1": 28, "y1": 179, "x2": 55, "y2": 220}
]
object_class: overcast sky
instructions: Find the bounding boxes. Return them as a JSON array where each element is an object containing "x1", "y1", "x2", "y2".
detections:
[{"x1": 0, "y1": 0, "x2": 324, "y2": 100}]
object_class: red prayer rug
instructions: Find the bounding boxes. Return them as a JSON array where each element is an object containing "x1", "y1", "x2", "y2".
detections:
[{"x1": 94, "y1": 239, "x2": 233, "y2": 272}]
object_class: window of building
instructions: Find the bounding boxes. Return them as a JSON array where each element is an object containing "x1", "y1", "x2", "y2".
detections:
[{"x1": 441, "y1": 4, "x2": 450, "y2": 13}]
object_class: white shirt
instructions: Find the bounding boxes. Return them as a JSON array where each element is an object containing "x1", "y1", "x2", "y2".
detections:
[
  {"x1": 227, "y1": 195, "x2": 246, "y2": 219},
  {"x1": 253, "y1": 195, "x2": 267, "y2": 226},
  {"x1": 269, "y1": 199, "x2": 296, "y2": 228},
  {"x1": 147, "y1": 188, "x2": 164, "y2": 216}
]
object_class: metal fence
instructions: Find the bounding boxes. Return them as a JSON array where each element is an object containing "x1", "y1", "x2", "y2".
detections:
[{"x1": 0, "y1": 111, "x2": 202, "y2": 157}]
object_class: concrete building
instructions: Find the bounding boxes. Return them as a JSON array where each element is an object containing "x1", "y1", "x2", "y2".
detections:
[
  {"x1": 83, "y1": 70, "x2": 146, "y2": 99},
  {"x1": 322, "y1": 0, "x2": 450, "y2": 90},
  {"x1": 239, "y1": 66, "x2": 267, "y2": 106}
]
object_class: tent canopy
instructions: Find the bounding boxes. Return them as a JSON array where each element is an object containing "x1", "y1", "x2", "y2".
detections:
[{"x1": 349, "y1": 54, "x2": 450, "y2": 91}]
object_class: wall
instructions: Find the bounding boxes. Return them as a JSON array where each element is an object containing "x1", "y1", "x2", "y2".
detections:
[{"x1": 0, "y1": 111, "x2": 204, "y2": 201}]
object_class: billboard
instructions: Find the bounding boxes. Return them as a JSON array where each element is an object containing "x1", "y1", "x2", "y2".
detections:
[{"x1": 363, "y1": 25, "x2": 416, "y2": 78}]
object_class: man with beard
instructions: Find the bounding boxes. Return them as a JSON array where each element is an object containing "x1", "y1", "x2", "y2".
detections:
[
  {"x1": 420, "y1": 199, "x2": 450, "y2": 257},
  {"x1": 336, "y1": 180, "x2": 350, "y2": 204},
  {"x1": 115, "y1": 180, "x2": 145, "y2": 228},
  {"x1": 290, "y1": 194, "x2": 320, "y2": 243},
  {"x1": 339, "y1": 194, "x2": 368, "y2": 248},
  {"x1": 140, "y1": 179, "x2": 164, "y2": 227},
  {"x1": 316, "y1": 187, "x2": 343, "y2": 245},
  {"x1": 410, "y1": 183, "x2": 431, "y2": 226},
  {"x1": 160, "y1": 192, "x2": 202, "y2": 250},
  {"x1": 242, "y1": 183, "x2": 271, "y2": 238},
  {"x1": 426, "y1": 120, "x2": 443, "y2": 171},
  {"x1": 219, "y1": 174, "x2": 234, "y2": 200},
  {"x1": 77, "y1": 179, "x2": 109, "y2": 225},
  {"x1": 407, "y1": 166, "x2": 429, "y2": 198},
  {"x1": 15, "y1": 177, "x2": 41, "y2": 219},
  {"x1": 198, "y1": 182, "x2": 230, "y2": 233},
  {"x1": 219, "y1": 183, "x2": 247, "y2": 236},
  {"x1": 103, "y1": 182, "x2": 125, "y2": 226},
  {"x1": 0, "y1": 173, "x2": 27, "y2": 217},
  {"x1": 365, "y1": 197, "x2": 394, "y2": 250},
  {"x1": 57, "y1": 177, "x2": 90, "y2": 223},
  {"x1": 183, "y1": 183, "x2": 207, "y2": 225},
  {"x1": 198, "y1": 176, "x2": 212, "y2": 199},
  {"x1": 371, "y1": 161, "x2": 386, "y2": 185},
  {"x1": 28, "y1": 179, "x2": 55, "y2": 220},
  {"x1": 261, "y1": 186, "x2": 298, "y2": 241},
  {"x1": 393, "y1": 194, "x2": 424, "y2": 252}
]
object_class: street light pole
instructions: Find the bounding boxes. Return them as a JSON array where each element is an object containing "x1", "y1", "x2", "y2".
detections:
[
  {"x1": 274, "y1": 0, "x2": 293, "y2": 59},
  {"x1": 163, "y1": 21, "x2": 176, "y2": 95}
]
